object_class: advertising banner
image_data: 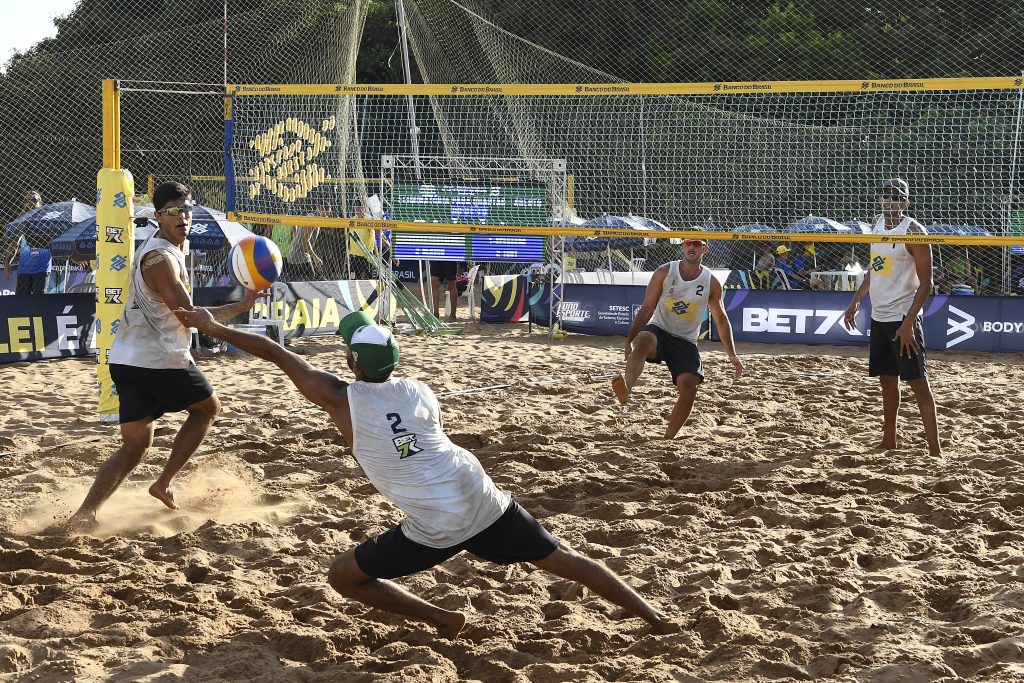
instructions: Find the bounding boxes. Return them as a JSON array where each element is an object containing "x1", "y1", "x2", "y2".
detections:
[
  {"x1": 482, "y1": 278, "x2": 1023, "y2": 353},
  {"x1": 922, "y1": 294, "x2": 1024, "y2": 352},
  {"x1": 0, "y1": 294, "x2": 96, "y2": 364},
  {"x1": 249, "y1": 280, "x2": 397, "y2": 339},
  {"x1": 481, "y1": 275, "x2": 532, "y2": 323},
  {"x1": 525, "y1": 282, "x2": 711, "y2": 337},
  {"x1": 717, "y1": 289, "x2": 1024, "y2": 352},
  {"x1": 0, "y1": 270, "x2": 15, "y2": 295},
  {"x1": 716, "y1": 289, "x2": 870, "y2": 346}
]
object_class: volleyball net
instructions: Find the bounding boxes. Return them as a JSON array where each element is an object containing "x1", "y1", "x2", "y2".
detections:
[{"x1": 219, "y1": 78, "x2": 1024, "y2": 294}]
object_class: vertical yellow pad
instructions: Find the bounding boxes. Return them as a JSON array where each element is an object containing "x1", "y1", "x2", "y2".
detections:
[{"x1": 96, "y1": 169, "x2": 135, "y2": 421}]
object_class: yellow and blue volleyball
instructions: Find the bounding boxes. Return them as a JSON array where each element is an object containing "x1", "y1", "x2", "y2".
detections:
[{"x1": 229, "y1": 235, "x2": 282, "y2": 290}]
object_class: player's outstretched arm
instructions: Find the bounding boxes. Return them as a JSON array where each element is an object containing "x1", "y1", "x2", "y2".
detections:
[{"x1": 173, "y1": 308, "x2": 347, "y2": 410}]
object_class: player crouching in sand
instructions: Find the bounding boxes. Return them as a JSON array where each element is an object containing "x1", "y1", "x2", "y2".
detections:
[{"x1": 173, "y1": 307, "x2": 680, "y2": 638}]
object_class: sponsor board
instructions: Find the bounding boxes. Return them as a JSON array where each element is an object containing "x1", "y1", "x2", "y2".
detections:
[{"x1": 0, "y1": 294, "x2": 97, "y2": 363}]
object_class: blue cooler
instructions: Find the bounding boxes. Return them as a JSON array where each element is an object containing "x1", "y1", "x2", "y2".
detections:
[{"x1": 950, "y1": 285, "x2": 975, "y2": 296}]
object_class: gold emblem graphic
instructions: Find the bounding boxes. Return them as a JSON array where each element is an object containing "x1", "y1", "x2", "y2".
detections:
[{"x1": 246, "y1": 116, "x2": 337, "y2": 202}]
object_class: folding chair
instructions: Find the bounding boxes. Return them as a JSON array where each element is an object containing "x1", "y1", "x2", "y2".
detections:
[
  {"x1": 464, "y1": 264, "x2": 481, "y2": 320},
  {"x1": 249, "y1": 288, "x2": 285, "y2": 345}
]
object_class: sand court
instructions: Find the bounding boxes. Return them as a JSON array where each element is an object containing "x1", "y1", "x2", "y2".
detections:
[{"x1": 1, "y1": 325, "x2": 1022, "y2": 681}]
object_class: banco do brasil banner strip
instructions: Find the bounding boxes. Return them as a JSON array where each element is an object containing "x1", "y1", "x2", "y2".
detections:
[
  {"x1": 228, "y1": 213, "x2": 1024, "y2": 247},
  {"x1": 228, "y1": 77, "x2": 1024, "y2": 97}
]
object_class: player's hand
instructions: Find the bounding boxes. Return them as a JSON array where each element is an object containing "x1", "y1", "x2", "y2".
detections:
[
  {"x1": 730, "y1": 355, "x2": 744, "y2": 379},
  {"x1": 173, "y1": 307, "x2": 216, "y2": 331},
  {"x1": 843, "y1": 302, "x2": 859, "y2": 331},
  {"x1": 312, "y1": 254, "x2": 324, "y2": 269},
  {"x1": 239, "y1": 287, "x2": 269, "y2": 309},
  {"x1": 893, "y1": 321, "x2": 919, "y2": 357}
]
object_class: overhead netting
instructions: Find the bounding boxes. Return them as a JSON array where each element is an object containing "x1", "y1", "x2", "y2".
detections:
[
  {"x1": 3, "y1": 0, "x2": 1023, "y2": 289},
  {"x1": 0, "y1": 0, "x2": 369, "y2": 223}
]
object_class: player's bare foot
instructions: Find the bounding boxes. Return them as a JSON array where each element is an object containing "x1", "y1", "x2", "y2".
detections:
[
  {"x1": 612, "y1": 374, "x2": 630, "y2": 405},
  {"x1": 876, "y1": 439, "x2": 898, "y2": 450},
  {"x1": 62, "y1": 512, "x2": 99, "y2": 535},
  {"x1": 432, "y1": 610, "x2": 466, "y2": 639},
  {"x1": 649, "y1": 613, "x2": 683, "y2": 635},
  {"x1": 445, "y1": 316, "x2": 457, "y2": 323},
  {"x1": 149, "y1": 483, "x2": 179, "y2": 510}
]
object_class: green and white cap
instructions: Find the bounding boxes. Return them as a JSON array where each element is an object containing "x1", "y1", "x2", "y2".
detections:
[{"x1": 337, "y1": 310, "x2": 399, "y2": 379}]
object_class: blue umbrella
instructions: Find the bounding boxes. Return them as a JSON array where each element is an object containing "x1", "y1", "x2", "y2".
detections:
[
  {"x1": 184, "y1": 205, "x2": 255, "y2": 250},
  {"x1": 583, "y1": 214, "x2": 635, "y2": 229},
  {"x1": 843, "y1": 220, "x2": 873, "y2": 234},
  {"x1": 926, "y1": 223, "x2": 970, "y2": 236},
  {"x1": 567, "y1": 215, "x2": 647, "y2": 251},
  {"x1": 786, "y1": 216, "x2": 852, "y2": 233},
  {"x1": 50, "y1": 217, "x2": 158, "y2": 261},
  {"x1": 4, "y1": 201, "x2": 96, "y2": 245}
]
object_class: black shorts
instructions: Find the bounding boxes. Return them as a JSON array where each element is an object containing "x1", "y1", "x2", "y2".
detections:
[
  {"x1": 354, "y1": 500, "x2": 560, "y2": 580},
  {"x1": 16, "y1": 273, "x2": 47, "y2": 295},
  {"x1": 869, "y1": 317, "x2": 927, "y2": 381},
  {"x1": 110, "y1": 363, "x2": 215, "y2": 424},
  {"x1": 429, "y1": 261, "x2": 460, "y2": 283},
  {"x1": 642, "y1": 324, "x2": 704, "y2": 383}
]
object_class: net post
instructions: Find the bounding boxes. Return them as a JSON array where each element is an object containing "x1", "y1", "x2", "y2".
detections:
[
  {"x1": 101, "y1": 80, "x2": 120, "y2": 169},
  {"x1": 97, "y1": 80, "x2": 133, "y2": 422}
]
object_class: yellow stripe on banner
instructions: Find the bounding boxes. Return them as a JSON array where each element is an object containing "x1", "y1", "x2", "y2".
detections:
[
  {"x1": 227, "y1": 77, "x2": 1024, "y2": 97},
  {"x1": 228, "y1": 212, "x2": 1024, "y2": 247}
]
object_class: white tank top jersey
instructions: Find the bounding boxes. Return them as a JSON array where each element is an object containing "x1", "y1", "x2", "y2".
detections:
[
  {"x1": 650, "y1": 262, "x2": 713, "y2": 343},
  {"x1": 108, "y1": 235, "x2": 194, "y2": 369},
  {"x1": 869, "y1": 215, "x2": 924, "y2": 323},
  {"x1": 347, "y1": 378, "x2": 511, "y2": 548}
]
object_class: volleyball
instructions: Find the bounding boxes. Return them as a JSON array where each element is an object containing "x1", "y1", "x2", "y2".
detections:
[{"x1": 229, "y1": 235, "x2": 282, "y2": 290}]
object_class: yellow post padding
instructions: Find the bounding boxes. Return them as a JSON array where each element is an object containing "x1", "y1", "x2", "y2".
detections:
[{"x1": 96, "y1": 169, "x2": 135, "y2": 421}]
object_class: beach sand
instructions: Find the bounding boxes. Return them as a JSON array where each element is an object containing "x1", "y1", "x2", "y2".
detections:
[{"x1": 1, "y1": 321, "x2": 1023, "y2": 682}]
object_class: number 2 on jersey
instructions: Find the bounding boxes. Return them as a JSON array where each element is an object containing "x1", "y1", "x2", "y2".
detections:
[{"x1": 386, "y1": 413, "x2": 407, "y2": 434}]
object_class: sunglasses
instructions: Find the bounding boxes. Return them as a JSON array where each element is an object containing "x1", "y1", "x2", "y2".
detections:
[
  {"x1": 683, "y1": 239, "x2": 705, "y2": 247},
  {"x1": 156, "y1": 203, "x2": 195, "y2": 217},
  {"x1": 879, "y1": 193, "x2": 905, "y2": 201}
]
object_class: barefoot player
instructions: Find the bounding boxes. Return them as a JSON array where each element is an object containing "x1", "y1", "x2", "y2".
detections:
[
  {"x1": 843, "y1": 178, "x2": 941, "y2": 457},
  {"x1": 612, "y1": 236, "x2": 743, "y2": 438},
  {"x1": 66, "y1": 182, "x2": 260, "y2": 530},
  {"x1": 173, "y1": 307, "x2": 680, "y2": 638}
]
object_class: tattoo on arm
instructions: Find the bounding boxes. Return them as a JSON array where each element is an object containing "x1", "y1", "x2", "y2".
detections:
[{"x1": 141, "y1": 251, "x2": 166, "y2": 271}]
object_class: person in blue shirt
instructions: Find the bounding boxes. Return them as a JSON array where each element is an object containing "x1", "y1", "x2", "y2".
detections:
[
  {"x1": 1011, "y1": 259, "x2": 1024, "y2": 295},
  {"x1": 792, "y1": 244, "x2": 815, "y2": 280},
  {"x1": 3, "y1": 191, "x2": 52, "y2": 294},
  {"x1": 774, "y1": 245, "x2": 806, "y2": 289}
]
